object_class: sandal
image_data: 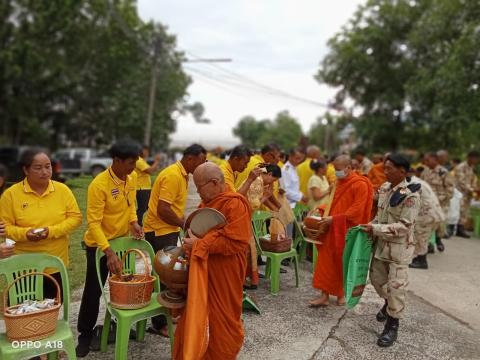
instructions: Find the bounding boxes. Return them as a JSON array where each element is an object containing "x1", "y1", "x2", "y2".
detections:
[{"x1": 308, "y1": 298, "x2": 329, "y2": 308}]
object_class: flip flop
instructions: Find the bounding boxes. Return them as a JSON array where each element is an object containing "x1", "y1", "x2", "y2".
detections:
[{"x1": 308, "y1": 299, "x2": 329, "y2": 308}]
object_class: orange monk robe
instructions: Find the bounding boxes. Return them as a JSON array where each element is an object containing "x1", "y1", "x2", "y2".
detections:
[
  {"x1": 313, "y1": 173, "x2": 373, "y2": 297},
  {"x1": 173, "y1": 192, "x2": 252, "y2": 360},
  {"x1": 367, "y1": 162, "x2": 387, "y2": 192}
]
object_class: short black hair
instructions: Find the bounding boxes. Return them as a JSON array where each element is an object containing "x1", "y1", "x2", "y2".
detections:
[
  {"x1": 386, "y1": 153, "x2": 410, "y2": 172},
  {"x1": 354, "y1": 148, "x2": 366, "y2": 156},
  {"x1": 183, "y1": 143, "x2": 207, "y2": 157},
  {"x1": 310, "y1": 159, "x2": 326, "y2": 172},
  {"x1": 261, "y1": 143, "x2": 281, "y2": 155},
  {"x1": 425, "y1": 152, "x2": 438, "y2": 159},
  {"x1": 265, "y1": 164, "x2": 281, "y2": 178},
  {"x1": 467, "y1": 150, "x2": 480, "y2": 158},
  {"x1": 288, "y1": 147, "x2": 305, "y2": 156},
  {"x1": 229, "y1": 145, "x2": 252, "y2": 159},
  {"x1": 20, "y1": 147, "x2": 51, "y2": 168},
  {"x1": 110, "y1": 140, "x2": 141, "y2": 160}
]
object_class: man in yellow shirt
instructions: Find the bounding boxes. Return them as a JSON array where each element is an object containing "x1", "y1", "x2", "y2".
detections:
[
  {"x1": 135, "y1": 145, "x2": 162, "y2": 225},
  {"x1": 297, "y1": 145, "x2": 322, "y2": 199},
  {"x1": 76, "y1": 140, "x2": 144, "y2": 358},
  {"x1": 143, "y1": 143, "x2": 206, "y2": 336},
  {"x1": 219, "y1": 145, "x2": 263, "y2": 194},
  {"x1": 234, "y1": 143, "x2": 282, "y2": 189}
]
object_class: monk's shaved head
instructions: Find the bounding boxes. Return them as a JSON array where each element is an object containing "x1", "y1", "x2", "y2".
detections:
[
  {"x1": 334, "y1": 154, "x2": 352, "y2": 167},
  {"x1": 306, "y1": 145, "x2": 321, "y2": 159},
  {"x1": 193, "y1": 162, "x2": 225, "y2": 184}
]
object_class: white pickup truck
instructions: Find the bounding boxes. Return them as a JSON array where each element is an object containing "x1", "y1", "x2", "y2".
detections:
[{"x1": 54, "y1": 147, "x2": 112, "y2": 177}]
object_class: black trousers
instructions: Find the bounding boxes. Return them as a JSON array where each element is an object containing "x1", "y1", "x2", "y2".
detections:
[
  {"x1": 77, "y1": 246, "x2": 108, "y2": 339},
  {"x1": 43, "y1": 272, "x2": 63, "y2": 303},
  {"x1": 136, "y1": 189, "x2": 151, "y2": 226},
  {"x1": 145, "y1": 231, "x2": 179, "y2": 329}
]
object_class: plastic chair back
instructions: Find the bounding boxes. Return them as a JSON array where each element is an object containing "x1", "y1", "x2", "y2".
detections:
[{"x1": 0, "y1": 254, "x2": 71, "y2": 321}]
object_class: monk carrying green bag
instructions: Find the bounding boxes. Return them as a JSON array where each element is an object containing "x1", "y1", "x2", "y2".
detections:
[{"x1": 342, "y1": 226, "x2": 372, "y2": 309}]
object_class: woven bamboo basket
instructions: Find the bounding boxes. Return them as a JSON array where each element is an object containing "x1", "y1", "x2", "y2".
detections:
[
  {"x1": 260, "y1": 236, "x2": 292, "y2": 253},
  {"x1": 108, "y1": 248, "x2": 155, "y2": 310},
  {"x1": 3, "y1": 272, "x2": 61, "y2": 342}
]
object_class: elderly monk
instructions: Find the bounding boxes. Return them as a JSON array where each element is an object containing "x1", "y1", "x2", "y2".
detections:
[
  {"x1": 174, "y1": 162, "x2": 252, "y2": 360},
  {"x1": 309, "y1": 155, "x2": 373, "y2": 307}
]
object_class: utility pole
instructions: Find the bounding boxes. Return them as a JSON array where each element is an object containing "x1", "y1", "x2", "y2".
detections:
[{"x1": 144, "y1": 37, "x2": 162, "y2": 147}]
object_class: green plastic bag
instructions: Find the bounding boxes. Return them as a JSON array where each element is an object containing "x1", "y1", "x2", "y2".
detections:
[{"x1": 343, "y1": 226, "x2": 372, "y2": 309}]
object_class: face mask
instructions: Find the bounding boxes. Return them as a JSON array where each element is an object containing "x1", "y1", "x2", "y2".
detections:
[{"x1": 335, "y1": 170, "x2": 347, "y2": 179}]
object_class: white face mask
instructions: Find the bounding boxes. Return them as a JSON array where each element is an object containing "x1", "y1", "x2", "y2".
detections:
[{"x1": 335, "y1": 170, "x2": 347, "y2": 179}]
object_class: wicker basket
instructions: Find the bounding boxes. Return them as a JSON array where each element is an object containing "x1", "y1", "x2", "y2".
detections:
[
  {"x1": 3, "y1": 272, "x2": 61, "y2": 342},
  {"x1": 109, "y1": 248, "x2": 156, "y2": 310},
  {"x1": 260, "y1": 235, "x2": 292, "y2": 253}
]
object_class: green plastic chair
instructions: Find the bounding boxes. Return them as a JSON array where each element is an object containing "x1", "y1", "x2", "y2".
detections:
[
  {"x1": 293, "y1": 203, "x2": 310, "y2": 222},
  {"x1": 470, "y1": 207, "x2": 480, "y2": 237},
  {"x1": 0, "y1": 254, "x2": 76, "y2": 360},
  {"x1": 292, "y1": 218, "x2": 308, "y2": 260},
  {"x1": 252, "y1": 211, "x2": 299, "y2": 295},
  {"x1": 95, "y1": 237, "x2": 174, "y2": 360}
]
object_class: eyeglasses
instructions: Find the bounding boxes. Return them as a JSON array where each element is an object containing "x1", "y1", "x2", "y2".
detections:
[{"x1": 196, "y1": 178, "x2": 218, "y2": 191}]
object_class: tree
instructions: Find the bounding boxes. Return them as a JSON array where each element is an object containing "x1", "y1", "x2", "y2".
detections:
[
  {"x1": 258, "y1": 111, "x2": 303, "y2": 151},
  {"x1": 232, "y1": 116, "x2": 270, "y2": 149},
  {"x1": 317, "y1": 0, "x2": 480, "y2": 154},
  {"x1": 0, "y1": 0, "x2": 190, "y2": 150}
]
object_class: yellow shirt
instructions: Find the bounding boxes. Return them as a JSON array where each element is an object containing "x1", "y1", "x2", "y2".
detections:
[
  {"x1": 135, "y1": 157, "x2": 152, "y2": 190},
  {"x1": 144, "y1": 161, "x2": 188, "y2": 236},
  {"x1": 297, "y1": 157, "x2": 314, "y2": 197},
  {"x1": 234, "y1": 154, "x2": 264, "y2": 189},
  {"x1": 0, "y1": 179, "x2": 82, "y2": 271},
  {"x1": 219, "y1": 161, "x2": 235, "y2": 191},
  {"x1": 207, "y1": 153, "x2": 223, "y2": 165},
  {"x1": 84, "y1": 168, "x2": 137, "y2": 251},
  {"x1": 326, "y1": 163, "x2": 337, "y2": 184}
]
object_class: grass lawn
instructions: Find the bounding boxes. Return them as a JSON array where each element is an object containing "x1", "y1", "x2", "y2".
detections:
[{"x1": 66, "y1": 175, "x2": 92, "y2": 291}]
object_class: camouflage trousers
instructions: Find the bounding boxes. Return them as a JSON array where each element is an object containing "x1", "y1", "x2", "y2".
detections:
[
  {"x1": 459, "y1": 195, "x2": 472, "y2": 225},
  {"x1": 370, "y1": 257, "x2": 409, "y2": 319},
  {"x1": 414, "y1": 221, "x2": 436, "y2": 256}
]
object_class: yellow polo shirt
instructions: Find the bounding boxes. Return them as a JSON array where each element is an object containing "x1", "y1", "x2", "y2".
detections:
[
  {"x1": 297, "y1": 157, "x2": 314, "y2": 197},
  {"x1": 135, "y1": 157, "x2": 152, "y2": 190},
  {"x1": 219, "y1": 161, "x2": 236, "y2": 192},
  {"x1": 326, "y1": 163, "x2": 337, "y2": 184},
  {"x1": 234, "y1": 154, "x2": 264, "y2": 189},
  {"x1": 84, "y1": 168, "x2": 137, "y2": 251},
  {"x1": 144, "y1": 161, "x2": 188, "y2": 236},
  {"x1": 0, "y1": 179, "x2": 82, "y2": 271}
]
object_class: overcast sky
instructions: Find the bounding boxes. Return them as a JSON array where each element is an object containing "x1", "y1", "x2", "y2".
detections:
[{"x1": 137, "y1": 0, "x2": 364, "y2": 148}]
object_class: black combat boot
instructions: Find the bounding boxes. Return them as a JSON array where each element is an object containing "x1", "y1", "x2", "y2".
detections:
[
  {"x1": 435, "y1": 235, "x2": 445, "y2": 252},
  {"x1": 456, "y1": 225, "x2": 470, "y2": 238},
  {"x1": 377, "y1": 315, "x2": 399, "y2": 347},
  {"x1": 427, "y1": 243, "x2": 435, "y2": 254},
  {"x1": 376, "y1": 300, "x2": 388, "y2": 322},
  {"x1": 409, "y1": 254, "x2": 428, "y2": 269},
  {"x1": 444, "y1": 224, "x2": 455, "y2": 239}
]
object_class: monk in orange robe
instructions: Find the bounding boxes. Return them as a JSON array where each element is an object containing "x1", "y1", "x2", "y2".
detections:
[
  {"x1": 368, "y1": 161, "x2": 387, "y2": 192},
  {"x1": 174, "y1": 162, "x2": 251, "y2": 360},
  {"x1": 309, "y1": 155, "x2": 373, "y2": 306}
]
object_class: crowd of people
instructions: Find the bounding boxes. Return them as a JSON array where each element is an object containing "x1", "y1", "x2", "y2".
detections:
[{"x1": 0, "y1": 140, "x2": 479, "y2": 358}]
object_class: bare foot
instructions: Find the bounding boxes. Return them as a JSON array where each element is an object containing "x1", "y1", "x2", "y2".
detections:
[
  {"x1": 336, "y1": 297, "x2": 346, "y2": 306},
  {"x1": 309, "y1": 293, "x2": 329, "y2": 307}
]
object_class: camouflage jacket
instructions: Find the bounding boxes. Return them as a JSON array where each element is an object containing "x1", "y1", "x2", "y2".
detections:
[
  {"x1": 420, "y1": 165, "x2": 454, "y2": 208},
  {"x1": 372, "y1": 179, "x2": 421, "y2": 264},
  {"x1": 410, "y1": 176, "x2": 444, "y2": 225},
  {"x1": 454, "y1": 162, "x2": 477, "y2": 197}
]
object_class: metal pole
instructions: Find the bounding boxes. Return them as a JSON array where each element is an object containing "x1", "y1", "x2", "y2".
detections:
[{"x1": 144, "y1": 37, "x2": 161, "y2": 147}]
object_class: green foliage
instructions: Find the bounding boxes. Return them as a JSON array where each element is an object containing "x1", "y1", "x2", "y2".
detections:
[
  {"x1": 317, "y1": 0, "x2": 480, "y2": 154},
  {"x1": 0, "y1": 0, "x2": 190, "y2": 150},
  {"x1": 233, "y1": 111, "x2": 303, "y2": 150}
]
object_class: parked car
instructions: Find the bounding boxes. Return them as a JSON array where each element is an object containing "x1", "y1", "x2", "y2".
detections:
[
  {"x1": 54, "y1": 147, "x2": 112, "y2": 177},
  {"x1": 0, "y1": 146, "x2": 63, "y2": 184}
]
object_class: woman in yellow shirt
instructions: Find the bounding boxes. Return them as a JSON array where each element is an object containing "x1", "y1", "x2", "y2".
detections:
[
  {"x1": 0, "y1": 148, "x2": 82, "y2": 299},
  {"x1": 307, "y1": 160, "x2": 330, "y2": 209}
]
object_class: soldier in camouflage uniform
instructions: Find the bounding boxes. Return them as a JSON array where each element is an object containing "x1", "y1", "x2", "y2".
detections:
[
  {"x1": 454, "y1": 150, "x2": 480, "y2": 238},
  {"x1": 421, "y1": 152, "x2": 454, "y2": 250},
  {"x1": 409, "y1": 174, "x2": 445, "y2": 269},
  {"x1": 361, "y1": 154, "x2": 420, "y2": 347}
]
